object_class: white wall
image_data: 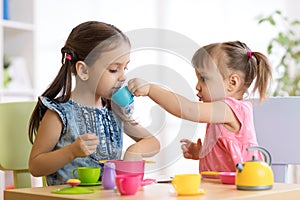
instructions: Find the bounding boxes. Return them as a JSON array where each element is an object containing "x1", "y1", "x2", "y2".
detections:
[
  {"x1": 33, "y1": 0, "x2": 298, "y2": 177},
  {"x1": 34, "y1": 0, "x2": 291, "y2": 94}
]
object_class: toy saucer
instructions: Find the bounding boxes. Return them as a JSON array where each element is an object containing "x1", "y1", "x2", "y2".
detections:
[
  {"x1": 52, "y1": 187, "x2": 94, "y2": 194},
  {"x1": 78, "y1": 181, "x2": 101, "y2": 186},
  {"x1": 169, "y1": 188, "x2": 206, "y2": 196}
]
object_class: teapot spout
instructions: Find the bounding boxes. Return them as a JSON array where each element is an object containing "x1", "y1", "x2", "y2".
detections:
[{"x1": 236, "y1": 163, "x2": 244, "y2": 172}]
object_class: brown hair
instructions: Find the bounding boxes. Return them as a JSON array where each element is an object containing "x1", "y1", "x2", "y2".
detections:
[
  {"x1": 28, "y1": 21, "x2": 130, "y2": 144},
  {"x1": 192, "y1": 41, "x2": 272, "y2": 101}
]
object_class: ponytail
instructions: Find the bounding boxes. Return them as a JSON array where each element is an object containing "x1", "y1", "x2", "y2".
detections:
[
  {"x1": 251, "y1": 52, "x2": 272, "y2": 101},
  {"x1": 28, "y1": 54, "x2": 73, "y2": 144}
]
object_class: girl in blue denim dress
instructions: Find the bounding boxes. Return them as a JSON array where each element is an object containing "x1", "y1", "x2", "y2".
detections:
[{"x1": 28, "y1": 21, "x2": 160, "y2": 185}]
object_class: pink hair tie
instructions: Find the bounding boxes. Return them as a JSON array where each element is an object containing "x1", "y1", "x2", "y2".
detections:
[
  {"x1": 65, "y1": 54, "x2": 72, "y2": 61},
  {"x1": 63, "y1": 53, "x2": 72, "y2": 64},
  {"x1": 247, "y1": 51, "x2": 253, "y2": 58}
]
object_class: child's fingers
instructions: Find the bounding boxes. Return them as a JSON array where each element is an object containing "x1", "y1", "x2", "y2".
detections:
[
  {"x1": 183, "y1": 152, "x2": 193, "y2": 159},
  {"x1": 196, "y1": 138, "x2": 202, "y2": 146},
  {"x1": 181, "y1": 143, "x2": 188, "y2": 151},
  {"x1": 82, "y1": 132, "x2": 98, "y2": 139},
  {"x1": 180, "y1": 138, "x2": 191, "y2": 144},
  {"x1": 128, "y1": 78, "x2": 141, "y2": 93},
  {"x1": 127, "y1": 79, "x2": 135, "y2": 93},
  {"x1": 80, "y1": 133, "x2": 98, "y2": 142},
  {"x1": 78, "y1": 133, "x2": 99, "y2": 155},
  {"x1": 128, "y1": 78, "x2": 150, "y2": 96}
]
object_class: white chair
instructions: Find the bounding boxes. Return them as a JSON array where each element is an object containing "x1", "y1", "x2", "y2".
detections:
[{"x1": 253, "y1": 97, "x2": 300, "y2": 183}]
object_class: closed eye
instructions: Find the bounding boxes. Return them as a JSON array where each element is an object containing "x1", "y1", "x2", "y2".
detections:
[
  {"x1": 109, "y1": 69, "x2": 118, "y2": 73},
  {"x1": 200, "y1": 76, "x2": 206, "y2": 82},
  {"x1": 108, "y1": 66, "x2": 128, "y2": 73},
  {"x1": 108, "y1": 60, "x2": 130, "y2": 73}
]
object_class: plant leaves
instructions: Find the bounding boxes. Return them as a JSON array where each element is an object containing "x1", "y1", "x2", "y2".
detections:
[{"x1": 257, "y1": 10, "x2": 300, "y2": 96}]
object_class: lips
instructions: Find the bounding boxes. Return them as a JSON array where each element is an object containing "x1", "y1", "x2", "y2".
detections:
[
  {"x1": 197, "y1": 94, "x2": 202, "y2": 102},
  {"x1": 112, "y1": 87, "x2": 121, "y2": 94}
]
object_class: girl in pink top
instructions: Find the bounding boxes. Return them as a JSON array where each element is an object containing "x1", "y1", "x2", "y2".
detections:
[{"x1": 127, "y1": 41, "x2": 272, "y2": 173}]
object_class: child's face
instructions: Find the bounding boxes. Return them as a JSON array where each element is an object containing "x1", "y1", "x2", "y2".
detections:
[
  {"x1": 88, "y1": 43, "x2": 131, "y2": 100},
  {"x1": 194, "y1": 65, "x2": 227, "y2": 102}
]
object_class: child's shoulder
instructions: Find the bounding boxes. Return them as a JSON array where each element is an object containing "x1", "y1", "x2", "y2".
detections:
[
  {"x1": 39, "y1": 96, "x2": 62, "y2": 109},
  {"x1": 39, "y1": 96, "x2": 77, "y2": 116},
  {"x1": 223, "y1": 97, "x2": 252, "y2": 112}
]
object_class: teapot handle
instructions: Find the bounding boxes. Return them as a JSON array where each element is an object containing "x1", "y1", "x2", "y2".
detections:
[{"x1": 247, "y1": 146, "x2": 272, "y2": 165}]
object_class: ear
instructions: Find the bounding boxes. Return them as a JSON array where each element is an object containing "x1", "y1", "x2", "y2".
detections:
[
  {"x1": 227, "y1": 74, "x2": 241, "y2": 92},
  {"x1": 75, "y1": 61, "x2": 89, "y2": 81}
]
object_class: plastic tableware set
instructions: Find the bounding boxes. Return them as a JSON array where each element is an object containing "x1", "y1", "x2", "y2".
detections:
[{"x1": 51, "y1": 159, "x2": 156, "y2": 195}]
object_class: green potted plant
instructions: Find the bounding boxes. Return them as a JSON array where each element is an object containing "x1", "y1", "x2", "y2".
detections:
[
  {"x1": 258, "y1": 10, "x2": 300, "y2": 96},
  {"x1": 3, "y1": 54, "x2": 11, "y2": 88}
]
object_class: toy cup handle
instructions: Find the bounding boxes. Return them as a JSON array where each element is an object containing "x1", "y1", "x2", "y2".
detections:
[
  {"x1": 171, "y1": 177, "x2": 177, "y2": 188},
  {"x1": 117, "y1": 178, "x2": 125, "y2": 194},
  {"x1": 72, "y1": 169, "x2": 78, "y2": 179}
]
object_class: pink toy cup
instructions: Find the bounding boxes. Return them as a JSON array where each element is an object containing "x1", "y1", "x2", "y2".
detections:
[
  {"x1": 115, "y1": 174, "x2": 141, "y2": 195},
  {"x1": 108, "y1": 160, "x2": 145, "y2": 183}
]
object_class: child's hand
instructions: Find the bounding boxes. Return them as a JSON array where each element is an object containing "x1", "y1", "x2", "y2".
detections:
[
  {"x1": 128, "y1": 78, "x2": 150, "y2": 96},
  {"x1": 180, "y1": 138, "x2": 202, "y2": 160},
  {"x1": 72, "y1": 133, "x2": 99, "y2": 158}
]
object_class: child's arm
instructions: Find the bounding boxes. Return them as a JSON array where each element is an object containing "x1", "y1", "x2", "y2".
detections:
[
  {"x1": 128, "y1": 78, "x2": 238, "y2": 127},
  {"x1": 29, "y1": 109, "x2": 99, "y2": 177},
  {"x1": 122, "y1": 121, "x2": 160, "y2": 161},
  {"x1": 180, "y1": 138, "x2": 202, "y2": 160}
]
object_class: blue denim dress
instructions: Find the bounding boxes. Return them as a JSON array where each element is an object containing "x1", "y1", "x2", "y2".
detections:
[{"x1": 40, "y1": 97, "x2": 125, "y2": 185}]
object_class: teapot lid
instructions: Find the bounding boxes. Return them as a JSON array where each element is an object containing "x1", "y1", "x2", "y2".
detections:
[
  {"x1": 251, "y1": 155, "x2": 259, "y2": 161},
  {"x1": 247, "y1": 146, "x2": 272, "y2": 165}
]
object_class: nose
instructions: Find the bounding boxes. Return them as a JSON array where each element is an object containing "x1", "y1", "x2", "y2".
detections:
[
  {"x1": 196, "y1": 81, "x2": 201, "y2": 92},
  {"x1": 118, "y1": 70, "x2": 126, "y2": 83}
]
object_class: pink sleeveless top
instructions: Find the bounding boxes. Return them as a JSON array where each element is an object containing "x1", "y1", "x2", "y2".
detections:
[{"x1": 199, "y1": 97, "x2": 262, "y2": 172}]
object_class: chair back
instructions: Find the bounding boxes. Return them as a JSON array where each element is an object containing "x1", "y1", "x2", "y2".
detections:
[
  {"x1": 0, "y1": 101, "x2": 36, "y2": 188},
  {"x1": 253, "y1": 97, "x2": 300, "y2": 182}
]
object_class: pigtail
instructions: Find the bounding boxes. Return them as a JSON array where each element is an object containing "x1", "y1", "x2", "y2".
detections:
[
  {"x1": 42, "y1": 48, "x2": 74, "y2": 103},
  {"x1": 251, "y1": 52, "x2": 273, "y2": 101},
  {"x1": 28, "y1": 48, "x2": 74, "y2": 143}
]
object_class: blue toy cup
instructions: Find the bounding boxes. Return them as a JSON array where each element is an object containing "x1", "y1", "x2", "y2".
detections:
[{"x1": 112, "y1": 86, "x2": 134, "y2": 107}]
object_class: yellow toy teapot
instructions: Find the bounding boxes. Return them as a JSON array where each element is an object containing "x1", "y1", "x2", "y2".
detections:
[{"x1": 236, "y1": 146, "x2": 274, "y2": 190}]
